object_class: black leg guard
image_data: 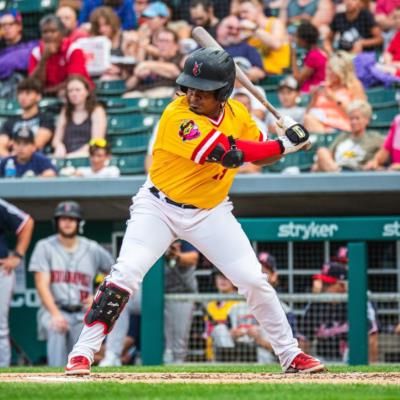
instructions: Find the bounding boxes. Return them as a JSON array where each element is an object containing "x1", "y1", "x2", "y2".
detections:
[{"x1": 84, "y1": 282, "x2": 130, "y2": 334}]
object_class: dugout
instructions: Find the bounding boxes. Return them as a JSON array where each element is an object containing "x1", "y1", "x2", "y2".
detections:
[{"x1": 2, "y1": 171, "x2": 400, "y2": 365}]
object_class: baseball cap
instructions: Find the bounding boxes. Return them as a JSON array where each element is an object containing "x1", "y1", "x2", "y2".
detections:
[
  {"x1": 258, "y1": 251, "x2": 277, "y2": 272},
  {"x1": 0, "y1": 9, "x2": 23, "y2": 24},
  {"x1": 142, "y1": 1, "x2": 169, "y2": 18},
  {"x1": 13, "y1": 126, "x2": 35, "y2": 143},
  {"x1": 332, "y1": 246, "x2": 348, "y2": 264},
  {"x1": 313, "y1": 262, "x2": 348, "y2": 284},
  {"x1": 233, "y1": 57, "x2": 252, "y2": 73},
  {"x1": 278, "y1": 75, "x2": 299, "y2": 91}
]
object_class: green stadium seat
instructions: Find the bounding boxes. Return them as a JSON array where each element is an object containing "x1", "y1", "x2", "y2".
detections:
[
  {"x1": 264, "y1": 149, "x2": 315, "y2": 173},
  {"x1": 109, "y1": 132, "x2": 151, "y2": 154},
  {"x1": 369, "y1": 107, "x2": 399, "y2": 129},
  {"x1": 111, "y1": 153, "x2": 146, "y2": 175},
  {"x1": 11, "y1": 0, "x2": 58, "y2": 13},
  {"x1": 96, "y1": 80, "x2": 126, "y2": 97},
  {"x1": 0, "y1": 99, "x2": 21, "y2": 117},
  {"x1": 263, "y1": 91, "x2": 280, "y2": 107},
  {"x1": 145, "y1": 97, "x2": 172, "y2": 114},
  {"x1": 366, "y1": 87, "x2": 399, "y2": 109},
  {"x1": 100, "y1": 97, "x2": 147, "y2": 114},
  {"x1": 107, "y1": 114, "x2": 156, "y2": 135},
  {"x1": 310, "y1": 132, "x2": 341, "y2": 148},
  {"x1": 52, "y1": 157, "x2": 90, "y2": 170},
  {"x1": 258, "y1": 74, "x2": 287, "y2": 91}
]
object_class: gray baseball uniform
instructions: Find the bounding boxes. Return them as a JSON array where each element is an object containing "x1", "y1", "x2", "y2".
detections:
[
  {"x1": 0, "y1": 199, "x2": 30, "y2": 367},
  {"x1": 29, "y1": 234, "x2": 113, "y2": 366}
]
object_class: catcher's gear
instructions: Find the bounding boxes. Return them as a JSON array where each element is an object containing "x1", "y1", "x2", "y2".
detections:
[
  {"x1": 84, "y1": 282, "x2": 130, "y2": 334},
  {"x1": 176, "y1": 47, "x2": 236, "y2": 102},
  {"x1": 277, "y1": 116, "x2": 311, "y2": 155}
]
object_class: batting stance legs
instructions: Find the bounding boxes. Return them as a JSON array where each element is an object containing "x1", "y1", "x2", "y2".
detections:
[{"x1": 68, "y1": 184, "x2": 301, "y2": 371}]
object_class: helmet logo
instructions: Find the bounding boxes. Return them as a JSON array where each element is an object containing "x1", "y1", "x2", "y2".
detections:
[{"x1": 192, "y1": 61, "x2": 202, "y2": 77}]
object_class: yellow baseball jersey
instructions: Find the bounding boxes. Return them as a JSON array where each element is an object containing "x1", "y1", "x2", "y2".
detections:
[{"x1": 149, "y1": 95, "x2": 264, "y2": 209}]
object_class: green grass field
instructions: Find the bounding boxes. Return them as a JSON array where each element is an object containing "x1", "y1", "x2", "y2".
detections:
[{"x1": 1, "y1": 365, "x2": 399, "y2": 400}]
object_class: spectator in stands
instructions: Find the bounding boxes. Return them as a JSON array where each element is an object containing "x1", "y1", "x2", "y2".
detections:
[
  {"x1": 298, "y1": 262, "x2": 378, "y2": 363},
  {"x1": 164, "y1": 240, "x2": 199, "y2": 364},
  {"x1": 375, "y1": 7, "x2": 400, "y2": 79},
  {"x1": 204, "y1": 270, "x2": 239, "y2": 362},
  {"x1": 79, "y1": 0, "x2": 136, "y2": 30},
  {"x1": 0, "y1": 11, "x2": 38, "y2": 97},
  {"x1": 304, "y1": 51, "x2": 366, "y2": 134},
  {"x1": 0, "y1": 199, "x2": 34, "y2": 367},
  {"x1": 364, "y1": 114, "x2": 400, "y2": 171},
  {"x1": 28, "y1": 15, "x2": 93, "y2": 96},
  {"x1": 60, "y1": 139, "x2": 120, "y2": 177},
  {"x1": 0, "y1": 78, "x2": 54, "y2": 158},
  {"x1": 313, "y1": 100, "x2": 384, "y2": 172},
  {"x1": 52, "y1": 75, "x2": 106, "y2": 158},
  {"x1": 291, "y1": 21, "x2": 327, "y2": 94},
  {"x1": 237, "y1": 0, "x2": 290, "y2": 75},
  {"x1": 134, "y1": 0, "x2": 150, "y2": 20},
  {"x1": 278, "y1": 0, "x2": 335, "y2": 36},
  {"x1": 56, "y1": 4, "x2": 89, "y2": 42},
  {"x1": 216, "y1": 15, "x2": 265, "y2": 82},
  {"x1": 231, "y1": 58, "x2": 268, "y2": 121},
  {"x1": 29, "y1": 201, "x2": 113, "y2": 366},
  {"x1": 266, "y1": 76, "x2": 306, "y2": 134},
  {"x1": 89, "y1": 6, "x2": 135, "y2": 80},
  {"x1": 124, "y1": 28, "x2": 183, "y2": 98},
  {"x1": 374, "y1": 0, "x2": 400, "y2": 33},
  {"x1": 189, "y1": 0, "x2": 219, "y2": 38},
  {"x1": 0, "y1": 127, "x2": 57, "y2": 178},
  {"x1": 324, "y1": 0, "x2": 383, "y2": 54}
]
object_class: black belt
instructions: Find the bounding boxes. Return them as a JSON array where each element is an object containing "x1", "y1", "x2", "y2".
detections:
[
  {"x1": 149, "y1": 186, "x2": 198, "y2": 209},
  {"x1": 59, "y1": 305, "x2": 83, "y2": 313}
]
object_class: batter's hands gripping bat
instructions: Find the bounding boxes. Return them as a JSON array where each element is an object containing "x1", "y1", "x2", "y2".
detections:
[{"x1": 191, "y1": 26, "x2": 312, "y2": 150}]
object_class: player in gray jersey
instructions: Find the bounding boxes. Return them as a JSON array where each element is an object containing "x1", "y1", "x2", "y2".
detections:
[
  {"x1": 0, "y1": 199, "x2": 34, "y2": 367},
  {"x1": 29, "y1": 201, "x2": 113, "y2": 367}
]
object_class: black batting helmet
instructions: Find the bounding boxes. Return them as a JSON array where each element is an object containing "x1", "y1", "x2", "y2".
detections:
[
  {"x1": 176, "y1": 47, "x2": 236, "y2": 102},
  {"x1": 54, "y1": 201, "x2": 82, "y2": 220}
]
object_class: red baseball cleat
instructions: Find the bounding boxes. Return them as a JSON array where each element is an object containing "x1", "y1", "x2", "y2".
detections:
[
  {"x1": 285, "y1": 352, "x2": 326, "y2": 373},
  {"x1": 65, "y1": 356, "x2": 91, "y2": 375}
]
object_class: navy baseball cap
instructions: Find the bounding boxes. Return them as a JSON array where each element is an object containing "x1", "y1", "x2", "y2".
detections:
[
  {"x1": 313, "y1": 262, "x2": 347, "y2": 284},
  {"x1": 13, "y1": 126, "x2": 35, "y2": 143},
  {"x1": 258, "y1": 251, "x2": 277, "y2": 272}
]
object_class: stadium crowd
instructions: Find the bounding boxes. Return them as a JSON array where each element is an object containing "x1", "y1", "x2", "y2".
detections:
[
  {"x1": 1, "y1": 0, "x2": 400, "y2": 367},
  {"x1": 0, "y1": 0, "x2": 399, "y2": 175}
]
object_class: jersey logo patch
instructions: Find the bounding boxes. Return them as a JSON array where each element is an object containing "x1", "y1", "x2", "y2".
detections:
[
  {"x1": 179, "y1": 120, "x2": 200, "y2": 141},
  {"x1": 192, "y1": 61, "x2": 202, "y2": 76}
]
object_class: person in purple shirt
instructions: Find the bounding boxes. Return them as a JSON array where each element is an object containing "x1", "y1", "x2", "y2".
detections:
[
  {"x1": 291, "y1": 21, "x2": 327, "y2": 94},
  {"x1": 0, "y1": 127, "x2": 57, "y2": 178},
  {"x1": 79, "y1": 0, "x2": 136, "y2": 30}
]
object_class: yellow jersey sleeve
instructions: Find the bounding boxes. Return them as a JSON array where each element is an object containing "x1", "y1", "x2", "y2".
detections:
[{"x1": 155, "y1": 96, "x2": 225, "y2": 165}]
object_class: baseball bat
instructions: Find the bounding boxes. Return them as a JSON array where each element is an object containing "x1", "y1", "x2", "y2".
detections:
[
  {"x1": 192, "y1": 26, "x2": 281, "y2": 120},
  {"x1": 192, "y1": 26, "x2": 312, "y2": 149}
]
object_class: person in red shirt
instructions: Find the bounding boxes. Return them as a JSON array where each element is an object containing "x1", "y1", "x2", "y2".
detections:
[
  {"x1": 378, "y1": 7, "x2": 400, "y2": 77},
  {"x1": 375, "y1": 0, "x2": 400, "y2": 31},
  {"x1": 28, "y1": 14, "x2": 93, "y2": 96}
]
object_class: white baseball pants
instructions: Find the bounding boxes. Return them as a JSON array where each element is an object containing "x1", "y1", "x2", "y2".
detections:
[{"x1": 70, "y1": 180, "x2": 301, "y2": 369}]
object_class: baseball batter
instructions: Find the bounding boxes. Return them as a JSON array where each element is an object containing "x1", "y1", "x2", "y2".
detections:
[
  {"x1": 0, "y1": 199, "x2": 34, "y2": 367},
  {"x1": 29, "y1": 201, "x2": 113, "y2": 366},
  {"x1": 66, "y1": 48, "x2": 324, "y2": 374}
]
